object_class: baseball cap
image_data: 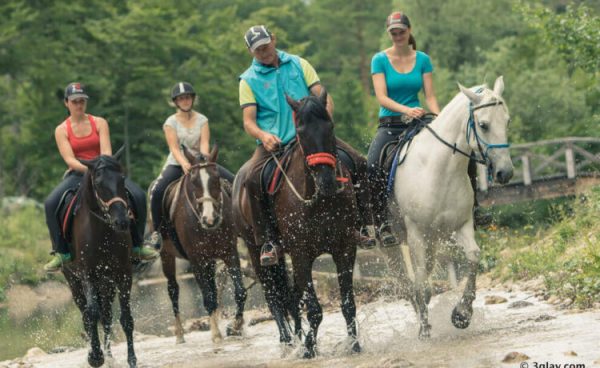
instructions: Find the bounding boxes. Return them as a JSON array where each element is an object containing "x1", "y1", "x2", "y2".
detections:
[
  {"x1": 64, "y1": 82, "x2": 89, "y2": 100},
  {"x1": 244, "y1": 25, "x2": 272, "y2": 52},
  {"x1": 386, "y1": 12, "x2": 411, "y2": 32}
]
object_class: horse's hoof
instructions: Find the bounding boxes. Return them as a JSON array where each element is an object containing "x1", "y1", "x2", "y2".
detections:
[
  {"x1": 87, "y1": 350, "x2": 104, "y2": 367},
  {"x1": 175, "y1": 335, "x2": 186, "y2": 344},
  {"x1": 128, "y1": 356, "x2": 137, "y2": 368},
  {"x1": 418, "y1": 324, "x2": 431, "y2": 340},
  {"x1": 226, "y1": 324, "x2": 243, "y2": 337},
  {"x1": 350, "y1": 340, "x2": 361, "y2": 354},
  {"x1": 303, "y1": 347, "x2": 316, "y2": 359},
  {"x1": 451, "y1": 306, "x2": 472, "y2": 329}
]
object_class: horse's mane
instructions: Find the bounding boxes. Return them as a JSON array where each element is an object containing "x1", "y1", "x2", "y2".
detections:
[
  {"x1": 442, "y1": 84, "x2": 508, "y2": 116},
  {"x1": 93, "y1": 155, "x2": 122, "y2": 171},
  {"x1": 297, "y1": 95, "x2": 330, "y2": 124}
]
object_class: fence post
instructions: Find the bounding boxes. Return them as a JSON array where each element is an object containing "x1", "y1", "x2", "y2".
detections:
[
  {"x1": 522, "y1": 155, "x2": 532, "y2": 185},
  {"x1": 477, "y1": 163, "x2": 488, "y2": 191},
  {"x1": 565, "y1": 145, "x2": 576, "y2": 179}
]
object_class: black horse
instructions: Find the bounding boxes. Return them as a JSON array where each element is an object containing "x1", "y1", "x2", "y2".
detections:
[
  {"x1": 62, "y1": 149, "x2": 137, "y2": 367},
  {"x1": 233, "y1": 90, "x2": 362, "y2": 358}
]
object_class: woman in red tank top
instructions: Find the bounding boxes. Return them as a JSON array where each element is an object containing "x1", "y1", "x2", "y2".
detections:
[{"x1": 43, "y1": 82, "x2": 158, "y2": 272}]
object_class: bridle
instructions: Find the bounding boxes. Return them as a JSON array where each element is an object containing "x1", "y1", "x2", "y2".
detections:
[
  {"x1": 422, "y1": 96, "x2": 510, "y2": 170},
  {"x1": 182, "y1": 162, "x2": 223, "y2": 228},
  {"x1": 88, "y1": 169, "x2": 131, "y2": 225}
]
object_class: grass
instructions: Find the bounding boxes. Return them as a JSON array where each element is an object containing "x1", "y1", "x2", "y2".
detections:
[
  {"x1": 477, "y1": 186, "x2": 600, "y2": 308},
  {"x1": 0, "y1": 204, "x2": 55, "y2": 302}
]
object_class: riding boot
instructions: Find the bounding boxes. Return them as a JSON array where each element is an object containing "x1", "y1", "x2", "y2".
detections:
[
  {"x1": 469, "y1": 158, "x2": 491, "y2": 227},
  {"x1": 370, "y1": 166, "x2": 399, "y2": 248},
  {"x1": 250, "y1": 193, "x2": 280, "y2": 267}
]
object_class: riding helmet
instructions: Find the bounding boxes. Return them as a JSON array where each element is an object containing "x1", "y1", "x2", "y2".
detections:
[{"x1": 171, "y1": 82, "x2": 196, "y2": 100}]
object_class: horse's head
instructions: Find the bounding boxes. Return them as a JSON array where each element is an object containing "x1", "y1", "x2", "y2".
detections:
[
  {"x1": 80, "y1": 148, "x2": 130, "y2": 232},
  {"x1": 459, "y1": 76, "x2": 514, "y2": 184},
  {"x1": 183, "y1": 145, "x2": 223, "y2": 229},
  {"x1": 287, "y1": 89, "x2": 338, "y2": 198}
]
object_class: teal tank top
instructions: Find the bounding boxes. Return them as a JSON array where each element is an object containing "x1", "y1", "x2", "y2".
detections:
[{"x1": 371, "y1": 50, "x2": 433, "y2": 118}]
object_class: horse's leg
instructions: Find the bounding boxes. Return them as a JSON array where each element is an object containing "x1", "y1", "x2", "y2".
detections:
[
  {"x1": 292, "y1": 256, "x2": 321, "y2": 359},
  {"x1": 247, "y1": 241, "x2": 293, "y2": 345},
  {"x1": 83, "y1": 282, "x2": 104, "y2": 368},
  {"x1": 192, "y1": 259, "x2": 222, "y2": 343},
  {"x1": 452, "y1": 222, "x2": 479, "y2": 329},
  {"x1": 332, "y1": 246, "x2": 361, "y2": 354},
  {"x1": 117, "y1": 276, "x2": 137, "y2": 368},
  {"x1": 160, "y1": 248, "x2": 185, "y2": 344},
  {"x1": 223, "y1": 253, "x2": 247, "y2": 337},
  {"x1": 98, "y1": 282, "x2": 117, "y2": 358},
  {"x1": 279, "y1": 258, "x2": 302, "y2": 341},
  {"x1": 405, "y1": 219, "x2": 431, "y2": 339}
]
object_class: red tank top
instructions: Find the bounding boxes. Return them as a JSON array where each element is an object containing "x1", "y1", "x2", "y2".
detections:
[{"x1": 66, "y1": 115, "x2": 101, "y2": 160}]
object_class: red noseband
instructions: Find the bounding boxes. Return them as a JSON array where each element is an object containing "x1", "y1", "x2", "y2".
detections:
[{"x1": 306, "y1": 152, "x2": 337, "y2": 168}]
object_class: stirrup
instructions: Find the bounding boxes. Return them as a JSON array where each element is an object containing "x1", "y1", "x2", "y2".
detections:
[
  {"x1": 145, "y1": 231, "x2": 162, "y2": 251},
  {"x1": 378, "y1": 223, "x2": 399, "y2": 248},
  {"x1": 358, "y1": 226, "x2": 377, "y2": 250},
  {"x1": 260, "y1": 241, "x2": 279, "y2": 267}
]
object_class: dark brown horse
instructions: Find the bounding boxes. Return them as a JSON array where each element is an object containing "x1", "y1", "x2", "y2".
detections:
[
  {"x1": 159, "y1": 146, "x2": 247, "y2": 344},
  {"x1": 62, "y1": 149, "x2": 137, "y2": 367},
  {"x1": 232, "y1": 91, "x2": 362, "y2": 358}
]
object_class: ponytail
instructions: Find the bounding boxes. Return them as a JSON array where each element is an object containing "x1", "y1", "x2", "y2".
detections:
[{"x1": 409, "y1": 34, "x2": 417, "y2": 50}]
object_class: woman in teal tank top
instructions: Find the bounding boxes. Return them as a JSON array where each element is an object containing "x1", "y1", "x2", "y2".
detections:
[{"x1": 367, "y1": 11, "x2": 440, "y2": 247}]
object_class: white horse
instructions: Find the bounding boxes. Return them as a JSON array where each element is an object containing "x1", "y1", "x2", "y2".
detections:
[{"x1": 388, "y1": 76, "x2": 513, "y2": 339}]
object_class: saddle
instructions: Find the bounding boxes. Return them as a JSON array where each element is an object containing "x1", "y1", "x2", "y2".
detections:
[
  {"x1": 379, "y1": 116, "x2": 434, "y2": 193},
  {"x1": 260, "y1": 142, "x2": 356, "y2": 195}
]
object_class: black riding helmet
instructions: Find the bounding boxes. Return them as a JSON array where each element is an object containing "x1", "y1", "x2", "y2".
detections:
[{"x1": 171, "y1": 82, "x2": 196, "y2": 112}]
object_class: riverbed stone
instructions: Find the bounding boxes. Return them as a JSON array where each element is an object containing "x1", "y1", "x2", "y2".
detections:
[
  {"x1": 508, "y1": 300, "x2": 534, "y2": 309},
  {"x1": 484, "y1": 295, "x2": 508, "y2": 304},
  {"x1": 501, "y1": 352, "x2": 530, "y2": 363}
]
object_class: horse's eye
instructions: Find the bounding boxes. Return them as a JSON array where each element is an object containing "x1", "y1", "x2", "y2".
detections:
[{"x1": 478, "y1": 121, "x2": 489, "y2": 131}]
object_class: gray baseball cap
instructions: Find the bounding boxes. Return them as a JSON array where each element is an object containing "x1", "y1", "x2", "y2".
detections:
[
  {"x1": 244, "y1": 25, "x2": 272, "y2": 52},
  {"x1": 64, "y1": 82, "x2": 89, "y2": 100}
]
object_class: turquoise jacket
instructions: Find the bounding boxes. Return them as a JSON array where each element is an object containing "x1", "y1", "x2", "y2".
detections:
[{"x1": 240, "y1": 50, "x2": 310, "y2": 145}]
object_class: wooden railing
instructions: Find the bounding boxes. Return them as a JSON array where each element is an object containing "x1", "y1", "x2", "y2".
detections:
[{"x1": 477, "y1": 137, "x2": 600, "y2": 205}]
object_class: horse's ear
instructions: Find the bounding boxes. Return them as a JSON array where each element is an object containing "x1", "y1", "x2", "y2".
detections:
[
  {"x1": 80, "y1": 159, "x2": 94, "y2": 169},
  {"x1": 208, "y1": 144, "x2": 219, "y2": 163},
  {"x1": 286, "y1": 94, "x2": 301, "y2": 113},
  {"x1": 181, "y1": 144, "x2": 196, "y2": 164},
  {"x1": 318, "y1": 88, "x2": 328, "y2": 107},
  {"x1": 113, "y1": 146, "x2": 125, "y2": 160},
  {"x1": 458, "y1": 82, "x2": 483, "y2": 105},
  {"x1": 493, "y1": 76, "x2": 504, "y2": 97}
]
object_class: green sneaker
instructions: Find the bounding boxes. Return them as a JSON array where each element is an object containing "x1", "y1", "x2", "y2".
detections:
[
  {"x1": 43, "y1": 253, "x2": 72, "y2": 273},
  {"x1": 133, "y1": 246, "x2": 159, "y2": 261}
]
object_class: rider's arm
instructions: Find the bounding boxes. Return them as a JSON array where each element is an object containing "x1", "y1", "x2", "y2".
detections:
[
  {"x1": 242, "y1": 106, "x2": 281, "y2": 151},
  {"x1": 200, "y1": 121, "x2": 210, "y2": 157},
  {"x1": 55, "y1": 124, "x2": 88, "y2": 173},
  {"x1": 422, "y1": 73, "x2": 440, "y2": 115},
  {"x1": 95, "y1": 117, "x2": 112, "y2": 155}
]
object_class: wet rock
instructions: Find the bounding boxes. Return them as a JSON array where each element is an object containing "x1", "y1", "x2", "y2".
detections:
[
  {"x1": 547, "y1": 295, "x2": 560, "y2": 304},
  {"x1": 502, "y1": 352, "x2": 530, "y2": 363},
  {"x1": 564, "y1": 351, "x2": 578, "y2": 356},
  {"x1": 484, "y1": 295, "x2": 508, "y2": 305},
  {"x1": 534, "y1": 314, "x2": 556, "y2": 322},
  {"x1": 508, "y1": 300, "x2": 534, "y2": 309},
  {"x1": 248, "y1": 315, "x2": 274, "y2": 326},
  {"x1": 24, "y1": 347, "x2": 46, "y2": 359},
  {"x1": 358, "y1": 357, "x2": 413, "y2": 368},
  {"x1": 184, "y1": 317, "x2": 210, "y2": 331},
  {"x1": 48, "y1": 346, "x2": 77, "y2": 354}
]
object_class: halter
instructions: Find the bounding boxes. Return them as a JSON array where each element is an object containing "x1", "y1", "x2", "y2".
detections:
[
  {"x1": 467, "y1": 100, "x2": 511, "y2": 164},
  {"x1": 89, "y1": 176, "x2": 131, "y2": 225},
  {"x1": 182, "y1": 162, "x2": 224, "y2": 228}
]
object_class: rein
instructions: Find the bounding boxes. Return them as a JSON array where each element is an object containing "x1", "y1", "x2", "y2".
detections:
[{"x1": 421, "y1": 100, "x2": 510, "y2": 168}]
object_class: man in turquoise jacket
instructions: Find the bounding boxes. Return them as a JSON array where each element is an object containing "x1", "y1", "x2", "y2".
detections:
[{"x1": 237, "y1": 25, "x2": 375, "y2": 266}]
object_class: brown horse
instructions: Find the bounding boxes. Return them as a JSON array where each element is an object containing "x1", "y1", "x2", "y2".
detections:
[
  {"x1": 159, "y1": 146, "x2": 247, "y2": 344},
  {"x1": 62, "y1": 149, "x2": 137, "y2": 367},
  {"x1": 232, "y1": 91, "x2": 362, "y2": 358}
]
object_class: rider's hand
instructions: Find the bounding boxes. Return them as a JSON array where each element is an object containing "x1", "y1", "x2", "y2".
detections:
[
  {"x1": 260, "y1": 132, "x2": 282, "y2": 152},
  {"x1": 181, "y1": 161, "x2": 192, "y2": 175},
  {"x1": 405, "y1": 107, "x2": 426, "y2": 118}
]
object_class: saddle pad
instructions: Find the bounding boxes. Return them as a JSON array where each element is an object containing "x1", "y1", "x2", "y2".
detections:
[
  {"x1": 57, "y1": 190, "x2": 80, "y2": 242},
  {"x1": 382, "y1": 117, "x2": 434, "y2": 193}
]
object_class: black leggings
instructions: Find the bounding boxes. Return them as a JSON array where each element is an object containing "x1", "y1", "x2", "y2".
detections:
[
  {"x1": 150, "y1": 164, "x2": 234, "y2": 231},
  {"x1": 44, "y1": 171, "x2": 148, "y2": 254},
  {"x1": 366, "y1": 124, "x2": 408, "y2": 226}
]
